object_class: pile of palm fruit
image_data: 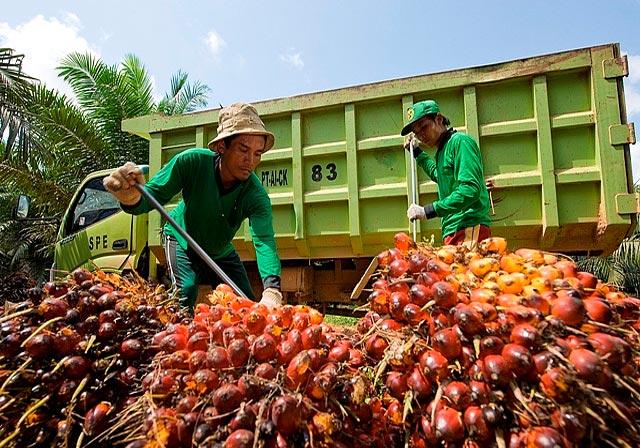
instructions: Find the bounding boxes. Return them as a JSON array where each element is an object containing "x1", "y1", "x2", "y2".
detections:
[{"x1": 1, "y1": 234, "x2": 639, "y2": 447}]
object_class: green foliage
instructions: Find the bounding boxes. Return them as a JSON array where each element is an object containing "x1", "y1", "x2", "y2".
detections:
[
  {"x1": 0, "y1": 48, "x2": 211, "y2": 280},
  {"x1": 578, "y1": 232, "x2": 640, "y2": 297}
]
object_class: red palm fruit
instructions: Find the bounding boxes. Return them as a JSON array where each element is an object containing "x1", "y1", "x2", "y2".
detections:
[
  {"x1": 394, "y1": 232, "x2": 413, "y2": 252},
  {"x1": 385, "y1": 371, "x2": 408, "y2": 400},
  {"x1": 207, "y1": 347, "x2": 231, "y2": 370},
  {"x1": 565, "y1": 335, "x2": 588, "y2": 350},
  {"x1": 377, "y1": 250, "x2": 392, "y2": 268},
  {"x1": 587, "y1": 332, "x2": 630, "y2": 368},
  {"x1": 365, "y1": 335, "x2": 388, "y2": 360},
  {"x1": 577, "y1": 271, "x2": 598, "y2": 289},
  {"x1": 403, "y1": 303, "x2": 426, "y2": 325},
  {"x1": 308, "y1": 347, "x2": 328, "y2": 371},
  {"x1": 407, "y1": 365, "x2": 432, "y2": 400},
  {"x1": 213, "y1": 384, "x2": 244, "y2": 413},
  {"x1": 568, "y1": 348, "x2": 602, "y2": 382},
  {"x1": 469, "y1": 380, "x2": 492, "y2": 404},
  {"x1": 539, "y1": 368, "x2": 570, "y2": 400},
  {"x1": 551, "y1": 295, "x2": 585, "y2": 326},
  {"x1": 25, "y1": 333, "x2": 54, "y2": 358},
  {"x1": 328, "y1": 342, "x2": 350, "y2": 363},
  {"x1": 369, "y1": 289, "x2": 390, "y2": 314},
  {"x1": 348, "y1": 349, "x2": 366, "y2": 368},
  {"x1": 483, "y1": 355, "x2": 512, "y2": 385},
  {"x1": 444, "y1": 381, "x2": 472, "y2": 410},
  {"x1": 84, "y1": 401, "x2": 113, "y2": 436},
  {"x1": 210, "y1": 320, "x2": 230, "y2": 345},
  {"x1": 223, "y1": 326, "x2": 247, "y2": 348},
  {"x1": 252, "y1": 334, "x2": 277, "y2": 363},
  {"x1": 551, "y1": 409, "x2": 587, "y2": 443},
  {"x1": 389, "y1": 258, "x2": 410, "y2": 278},
  {"x1": 533, "y1": 351, "x2": 553, "y2": 374},
  {"x1": 63, "y1": 356, "x2": 92, "y2": 379},
  {"x1": 286, "y1": 350, "x2": 311, "y2": 389},
  {"x1": 228, "y1": 339, "x2": 251, "y2": 367},
  {"x1": 479, "y1": 336, "x2": 504, "y2": 359},
  {"x1": 271, "y1": 395, "x2": 301, "y2": 434},
  {"x1": 432, "y1": 328, "x2": 462, "y2": 360},
  {"x1": 187, "y1": 331, "x2": 209, "y2": 352},
  {"x1": 583, "y1": 297, "x2": 612, "y2": 323},
  {"x1": 385, "y1": 399, "x2": 403, "y2": 425},
  {"x1": 454, "y1": 304, "x2": 484, "y2": 336},
  {"x1": 525, "y1": 427, "x2": 566, "y2": 448},
  {"x1": 389, "y1": 291, "x2": 410, "y2": 321},
  {"x1": 464, "y1": 406, "x2": 493, "y2": 440},
  {"x1": 431, "y1": 281, "x2": 457, "y2": 308},
  {"x1": 434, "y1": 407, "x2": 465, "y2": 442},
  {"x1": 419, "y1": 350, "x2": 449, "y2": 381},
  {"x1": 410, "y1": 283, "x2": 431, "y2": 306},
  {"x1": 286, "y1": 329, "x2": 303, "y2": 351},
  {"x1": 356, "y1": 311, "x2": 380, "y2": 334},
  {"x1": 509, "y1": 324, "x2": 539, "y2": 349},
  {"x1": 277, "y1": 340, "x2": 297, "y2": 365},
  {"x1": 409, "y1": 253, "x2": 429, "y2": 273},
  {"x1": 189, "y1": 350, "x2": 208, "y2": 372},
  {"x1": 301, "y1": 325, "x2": 322, "y2": 349},
  {"x1": 379, "y1": 318, "x2": 403, "y2": 331},
  {"x1": 470, "y1": 302, "x2": 498, "y2": 321},
  {"x1": 292, "y1": 312, "x2": 310, "y2": 331},
  {"x1": 176, "y1": 396, "x2": 198, "y2": 414},
  {"x1": 254, "y1": 363, "x2": 277, "y2": 380},
  {"x1": 243, "y1": 310, "x2": 267, "y2": 335},
  {"x1": 501, "y1": 344, "x2": 533, "y2": 378},
  {"x1": 193, "y1": 369, "x2": 219, "y2": 393}
]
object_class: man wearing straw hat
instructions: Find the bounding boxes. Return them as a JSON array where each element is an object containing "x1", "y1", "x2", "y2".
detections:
[
  {"x1": 401, "y1": 100, "x2": 492, "y2": 246},
  {"x1": 103, "y1": 103, "x2": 283, "y2": 311}
]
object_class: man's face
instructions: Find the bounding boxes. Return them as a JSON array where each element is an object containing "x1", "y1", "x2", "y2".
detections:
[
  {"x1": 412, "y1": 116, "x2": 442, "y2": 148},
  {"x1": 219, "y1": 134, "x2": 266, "y2": 181}
]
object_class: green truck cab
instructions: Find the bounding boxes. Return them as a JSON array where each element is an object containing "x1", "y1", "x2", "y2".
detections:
[
  {"x1": 51, "y1": 44, "x2": 636, "y2": 305},
  {"x1": 52, "y1": 167, "x2": 150, "y2": 279}
]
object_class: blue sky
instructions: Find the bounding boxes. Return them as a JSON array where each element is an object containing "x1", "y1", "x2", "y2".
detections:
[{"x1": 2, "y1": 0, "x2": 640, "y2": 177}]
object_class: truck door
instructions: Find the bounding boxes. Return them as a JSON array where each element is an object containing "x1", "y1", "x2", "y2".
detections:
[{"x1": 54, "y1": 176, "x2": 134, "y2": 276}]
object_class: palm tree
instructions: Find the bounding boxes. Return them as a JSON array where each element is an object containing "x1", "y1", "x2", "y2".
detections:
[{"x1": 0, "y1": 50, "x2": 211, "y2": 279}]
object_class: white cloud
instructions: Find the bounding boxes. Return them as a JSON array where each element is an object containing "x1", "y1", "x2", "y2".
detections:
[
  {"x1": 279, "y1": 50, "x2": 304, "y2": 70},
  {"x1": 0, "y1": 14, "x2": 99, "y2": 97},
  {"x1": 204, "y1": 30, "x2": 226, "y2": 59},
  {"x1": 625, "y1": 54, "x2": 640, "y2": 183}
]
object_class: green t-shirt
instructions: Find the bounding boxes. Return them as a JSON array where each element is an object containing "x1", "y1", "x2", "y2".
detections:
[
  {"x1": 123, "y1": 148, "x2": 281, "y2": 281},
  {"x1": 416, "y1": 131, "x2": 491, "y2": 238}
]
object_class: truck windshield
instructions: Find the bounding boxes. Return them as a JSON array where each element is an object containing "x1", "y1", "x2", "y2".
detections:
[{"x1": 67, "y1": 177, "x2": 121, "y2": 235}]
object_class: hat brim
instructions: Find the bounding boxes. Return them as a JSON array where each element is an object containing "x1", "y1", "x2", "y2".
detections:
[
  {"x1": 401, "y1": 119, "x2": 419, "y2": 136},
  {"x1": 207, "y1": 130, "x2": 275, "y2": 152}
]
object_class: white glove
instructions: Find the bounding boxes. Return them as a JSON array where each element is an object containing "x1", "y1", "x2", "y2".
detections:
[
  {"x1": 407, "y1": 203, "x2": 427, "y2": 221},
  {"x1": 259, "y1": 288, "x2": 283, "y2": 309}
]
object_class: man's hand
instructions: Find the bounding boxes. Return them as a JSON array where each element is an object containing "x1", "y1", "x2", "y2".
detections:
[
  {"x1": 407, "y1": 203, "x2": 427, "y2": 221},
  {"x1": 403, "y1": 134, "x2": 423, "y2": 158},
  {"x1": 103, "y1": 162, "x2": 145, "y2": 206},
  {"x1": 407, "y1": 203, "x2": 438, "y2": 221},
  {"x1": 259, "y1": 288, "x2": 283, "y2": 309}
]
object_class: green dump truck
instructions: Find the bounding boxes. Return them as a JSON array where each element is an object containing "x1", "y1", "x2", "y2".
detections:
[{"x1": 50, "y1": 43, "x2": 636, "y2": 305}]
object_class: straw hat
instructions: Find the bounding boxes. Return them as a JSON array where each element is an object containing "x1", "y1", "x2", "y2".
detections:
[{"x1": 207, "y1": 102, "x2": 275, "y2": 152}]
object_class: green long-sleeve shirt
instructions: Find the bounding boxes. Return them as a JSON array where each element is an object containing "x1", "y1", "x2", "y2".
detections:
[
  {"x1": 122, "y1": 148, "x2": 281, "y2": 283},
  {"x1": 416, "y1": 131, "x2": 491, "y2": 238}
]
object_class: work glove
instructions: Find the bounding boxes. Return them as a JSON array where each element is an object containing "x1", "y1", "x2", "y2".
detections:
[
  {"x1": 259, "y1": 288, "x2": 284, "y2": 309},
  {"x1": 407, "y1": 203, "x2": 437, "y2": 221},
  {"x1": 103, "y1": 162, "x2": 145, "y2": 206},
  {"x1": 403, "y1": 135, "x2": 423, "y2": 159}
]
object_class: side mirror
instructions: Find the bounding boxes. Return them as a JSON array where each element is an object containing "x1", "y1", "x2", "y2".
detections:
[{"x1": 14, "y1": 194, "x2": 31, "y2": 219}]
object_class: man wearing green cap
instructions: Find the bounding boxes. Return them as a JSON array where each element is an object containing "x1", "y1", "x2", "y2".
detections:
[
  {"x1": 103, "y1": 102, "x2": 283, "y2": 311},
  {"x1": 401, "y1": 100, "x2": 492, "y2": 245}
]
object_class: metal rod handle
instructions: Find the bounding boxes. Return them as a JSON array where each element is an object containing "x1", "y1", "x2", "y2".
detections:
[
  {"x1": 409, "y1": 140, "x2": 419, "y2": 242},
  {"x1": 134, "y1": 184, "x2": 246, "y2": 298}
]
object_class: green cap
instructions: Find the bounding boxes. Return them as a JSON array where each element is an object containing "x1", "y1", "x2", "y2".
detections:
[{"x1": 401, "y1": 100, "x2": 440, "y2": 135}]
